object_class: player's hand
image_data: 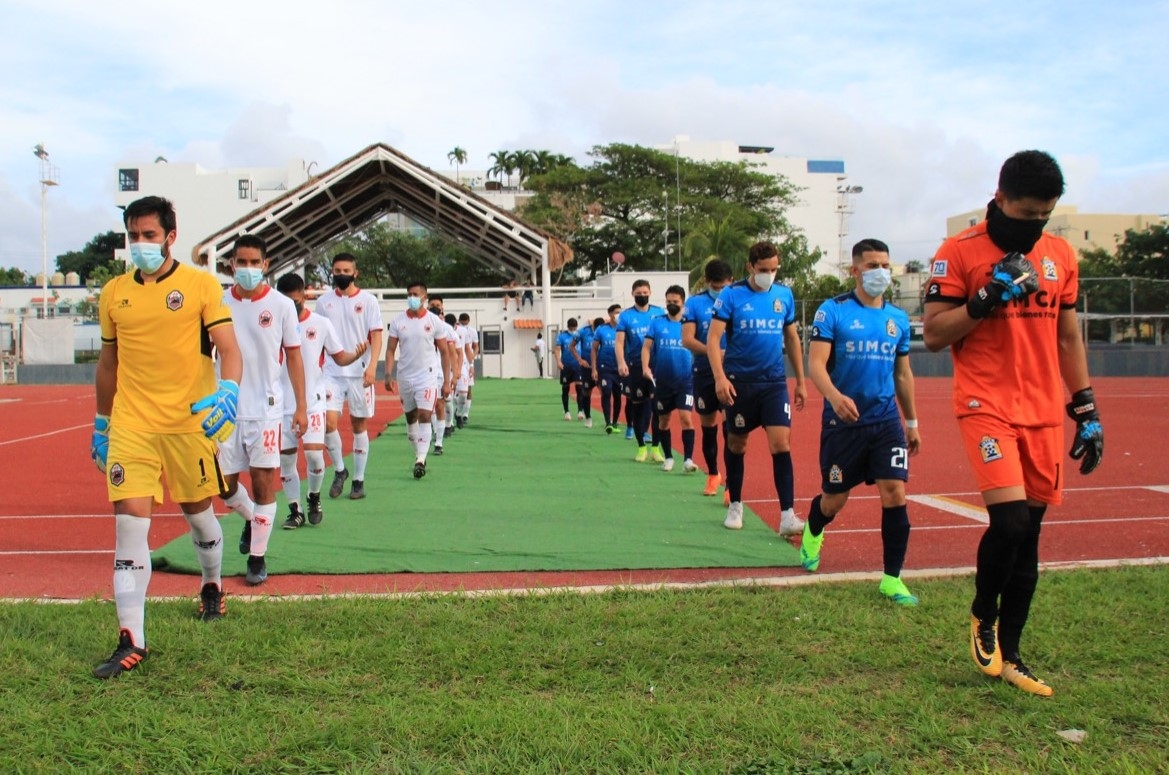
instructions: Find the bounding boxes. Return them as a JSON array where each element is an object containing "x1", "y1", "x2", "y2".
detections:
[
  {"x1": 384, "y1": 378, "x2": 397, "y2": 394},
  {"x1": 793, "y1": 381, "x2": 807, "y2": 412},
  {"x1": 353, "y1": 340, "x2": 369, "y2": 359},
  {"x1": 1066, "y1": 387, "x2": 1103, "y2": 474},
  {"x1": 190, "y1": 379, "x2": 239, "y2": 443},
  {"x1": 966, "y1": 252, "x2": 1040, "y2": 319},
  {"x1": 829, "y1": 393, "x2": 859, "y2": 423},
  {"x1": 715, "y1": 376, "x2": 736, "y2": 406},
  {"x1": 292, "y1": 408, "x2": 308, "y2": 438},
  {"x1": 442, "y1": 380, "x2": 451, "y2": 399},
  {"x1": 617, "y1": 363, "x2": 629, "y2": 378},
  {"x1": 592, "y1": 369, "x2": 598, "y2": 382},
  {"x1": 362, "y1": 367, "x2": 376, "y2": 388},
  {"x1": 91, "y1": 414, "x2": 110, "y2": 473},
  {"x1": 906, "y1": 427, "x2": 922, "y2": 456},
  {"x1": 643, "y1": 367, "x2": 654, "y2": 380}
]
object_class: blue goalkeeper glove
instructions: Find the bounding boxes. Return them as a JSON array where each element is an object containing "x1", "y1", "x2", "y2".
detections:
[
  {"x1": 966, "y1": 252, "x2": 1041, "y2": 319},
  {"x1": 90, "y1": 414, "x2": 110, "y2": 473},
  {"x1": 190, "y1": 379, "x2": 240, "y2": 443},
  {"x1": 1066, "y1": 387, "x2": 1103, "y2": 475}
]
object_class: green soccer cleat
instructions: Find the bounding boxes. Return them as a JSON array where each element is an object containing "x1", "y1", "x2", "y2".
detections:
[
  {"x1": 799, "y1": 522, "x2": 823, "y2": 572},
  {"x1": 650, "y1": 445, "x2": 666, "y2": 463},
  {"x1": 878, "y1": 574, "x2": 919, "y2": 606},
  {"x1": 634, "y1": 447, "x2": 648, "y2": 463}
]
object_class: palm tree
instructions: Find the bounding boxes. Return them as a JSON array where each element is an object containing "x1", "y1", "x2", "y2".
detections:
[
  {"x1": 509, "y1": 150, "x2": 536, "y2": 189},
  {"x1": 683, "y1": 214, "x2": 754, "y2": 291},
  {"x1": 447, "y1": 147, "x2": 468, "y2": 184},
  {"x1": 488, "y1": 150, "x2": 510, "y2": 187}
]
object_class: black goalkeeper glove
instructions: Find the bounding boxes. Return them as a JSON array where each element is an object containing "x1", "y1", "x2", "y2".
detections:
[
  {"x1": 1066, "y1": 387, "x2": 1103, "y2": 475},
  {"x1": 966, "y1": 252, "x2": 1041, "y2": 319}
]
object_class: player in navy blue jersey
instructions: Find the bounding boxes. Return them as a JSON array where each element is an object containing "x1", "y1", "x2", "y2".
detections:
[
  {"x1": 555, "y1": 318, "x2": 584, "y2": 421},
  {"x1": 591, "y1": 304, "x2": 623, "y2": 434},
  {"x1": 642, "y1": 285, "x2": 697, "y2": 473},
  {"x1": 803, "y1": 238, "x2": 922, "y2": 606},
  {"x1": 616, "y1": 280, "x2": 666, "y2": 462},
  {"x1": 683, "y1": 259, "x2": 734, "y2": 496},
  {"x1": 706, "y1": 241, "x2": 806, "y2": 536},
  {"x1": 576, "y1": 318, "x2": 597, "y2": 427}
]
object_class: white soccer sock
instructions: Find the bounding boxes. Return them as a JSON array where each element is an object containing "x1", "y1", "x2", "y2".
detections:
[
  {"x1": 431, "y1": 415, "x2": 443, "y2": 445},
  {"x1": 408, "y1": 421, "x2": 420, "y2": 449},
  {"x1": 352, "y1": 431, "x2": 369, "y2": 481},
  {"x1": 305, "y1": 449, "x2": 325, "y2": 495},
  {"x1": 325, "y1": 430, "x2": 345, "y2": 472},
  {"x1": 223, "y1": 486, "x2": 255, "y2": 523},
  {"x1": 280, "y1": 452, "x2": 301, "y2": 511},
  {"x1": 250, "y1": 501, "x2": 276, "y2": 557},
  {"x1": 113, "y1": 514, "x2": 151, "y2": 648},
  {"x1": 415, "y1": 424, "x2": 432, "y2": 461},
  {"x1": 464, "y1": 400, "x2": 472, "y2": 418},
  {"x1": 445, "y1": 397, "x2": 455, "y2": 427},
  {"x1": 182, "y1": 505, "x2": 223, "y2": 586},
  {"x1": 455, "y1": 394, "x2": 467, "y2": 417}
]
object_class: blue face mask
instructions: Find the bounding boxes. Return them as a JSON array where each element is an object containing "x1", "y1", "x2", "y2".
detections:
[
  {"x1": 707, "y1": 287, "x2": 720, "y2": 300},
  {"x1": 407, "y1": 296, "x2": 423, "y2": 311},
  {"x1": 234, "y1": 267, "x2": 264, "y2": 291},
  {"x1": 129, "y1": 242, "x2": 166, "y2": 273},
  {"x1": 861, "y1": 267, "x2": 892, "y2": 297}
]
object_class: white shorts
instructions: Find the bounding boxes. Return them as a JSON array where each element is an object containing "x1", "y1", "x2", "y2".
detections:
[
  {"x1": 219, "y1": 418, "x2": 282, "y2": 475},
  {"x1": 282, "y1": 407, "x2": 325, "y2": 447},
  {"x1": 399, "y1": 376, "x2": 438, "y2": 413},
  {"x1": 324, "y1": 375, "x2": 375, "y2": 418},
  {"x1": 456, "y1": 363, "x2": 470, "y2": 394}
]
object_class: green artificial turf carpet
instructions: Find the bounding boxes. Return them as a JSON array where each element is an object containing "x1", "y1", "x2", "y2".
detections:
[{"x1": 153, "y1": 379, "x2": 801, "y2": 575}]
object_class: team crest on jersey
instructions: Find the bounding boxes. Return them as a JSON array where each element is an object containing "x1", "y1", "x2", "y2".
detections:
[
  {"x1": 829, "y1": 464, "x2": 843, "y2": 484},
  {"x1": 696, "y1": 396, "x2": 706, "y2": 411},
  {"x1": 773, "y1": 299, "x2": 784, "y2": 314},
  {"x1": 931, "y1": 260, "x2": 948, "y2": 277},
  {"x1": 733, "y1": 413, "x2": 745, "y2": 428},
  {"x1": 1042, "y1": 257, "x2": 1058, "y2": 282},
  {"x1": 886, "y1": 319, "x2": 898, "y2": 337},
  {"x1": 814, "y1": 310, "x2": 827, "y2": 323},
  {"x1": 305, "y1": 326, "x2": 318, "y2": 341},
  {"x1": 109, "y1": 463, "x2": 125, "y2": 487},
  {"x1": 165, "y1": 290, "x2": 184, "y2": 311},
  {"x1": 979, "y1": 435, "x2": 1003, "y2": 463},
  {"x1": 354, "y1": 303, "x2": 364, "y2": 314},
  {"x1": 258, "y1": 310, "x2": 273, "y2": 328}
]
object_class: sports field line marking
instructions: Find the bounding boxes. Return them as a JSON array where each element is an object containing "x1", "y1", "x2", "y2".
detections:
[
  {"x1": 907, "y1": 494, "x2": 988, "y2": 523},
  {"x1": 0, "y1": 512, "x2": 185, "y2": 520},
  {"x1": 0, "y1": 423, "x2": 90, "y2": 447},
  {"x1": 1147, "y1": 485, "x2": 1169, "y2": 494},
  {"x1": 0, "y1": 549, "x2": 111, "y2": 556}
]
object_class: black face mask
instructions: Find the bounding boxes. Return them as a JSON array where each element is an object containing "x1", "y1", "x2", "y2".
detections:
[
  {"x1": 428, "y1": 307, "x2": 442, "y2": 316},
  {"x1": 294, "y1": 302, "x2": 304, "y2": 316},
  {"x1": 985, "y1": 200, "x2": 1047, "y2": 254},
  {"x1": 332, "y1": 274, "x2": 355, "y2": 290},
  {"x1": 633, "y1": 295, "x2": 650, "y2": 308},
  {"x1": 666, "y1": 303, "x2": 681, "y2": 316}
]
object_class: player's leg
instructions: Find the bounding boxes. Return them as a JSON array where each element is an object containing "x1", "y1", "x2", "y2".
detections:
[
  {"x1": 346, "y1": 381, "x2": 374, "y2": 499},
  {"x1": 217, "y1": 426, "x2": 255, "y2": 555},
  {"x1": 657, "y1": 404, "x2": 675, "y2": 471},
  {"x1": 560, "y1": 370, "x2": 573, "y2": 419},
  {"x1": 163, "y1": 432, "x2": 228, "y2": 621},
  {"x1": 721, "y1": 391, "x2": 755, "y2": 529},
  {"x1": 279, "y1": 413, "x2": 304, "y2": 528},
  {"x1": 866, "y1": 421, "x2": 916, "y2": 604},
  {"x1": 679, "y1": 389, "x2": 697, "y2": 472},
  {"x1": 762, "y1": 383, "x2": 802, "y2": 536},
  {"x1": 323, "y1": 378, "x2": 348, "y2": 497},
  {"x1": 240, "y1": 419, "x2": 283, "y2": 585}
]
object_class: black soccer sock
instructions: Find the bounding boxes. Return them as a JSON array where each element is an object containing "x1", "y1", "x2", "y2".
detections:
[
  {"x1": 971, "y1": 500, "x2": 1032, "y2": 624},
  {"x1": 772, "y1": 451, "x2": 795, "y2": 511},
  {"x1": 634, "y1": 402, "x2": 651, "y2": 448},
  {"x1": 600, "y1": 388, "x2": 612, "y2": 426},
  {"x1": 561, "y1": 385, "x2": 570, "y2": 413},
  {"x1": 651, "y1": 418, "x2": 661, "y2": 448},
  {"x1": 997, "y1": 504, "x2": 1046, "y2": 658},
  {"x1": 701, "y1": 424, "x2": 719, "y2": 475},
  {"x1": 681, "y1": 428, "x2": 695, "y2": 461},
  {"x1": 624, "y1": 395, "x2": 634, "y2": 428},
  {"x1": 613, "y1": 391, "x2": 623, "y2": 427},
  {"x1": 807, "y1": 494, "x2": 834, "y2": 537},
  {"x1": 660, "y1": 427, "x2": 672, "y2": 459},
  {"x1": 582, "y1": 388, "x2": 592, "y2": 419},
  {"x1": 724, "y1": 447, "x2": 745, "y2": 502},
  {"x1": 881, "y1": 504, "x2": 911, "y2": 578}
]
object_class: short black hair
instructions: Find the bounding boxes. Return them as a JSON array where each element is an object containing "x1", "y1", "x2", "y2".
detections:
[
  {"x1": 704, "y1": 258, "x2": 733, "y2": 283},
  {"x1": 429, "y1": 294, "x2": 444, "y2": 305},
  {"x1": 632, "y1": 279, "x2": 650, "y2": 292},
  {"x1": 748, "y1": 241, "x2": 778, "y2": 265},
  {"x1": 233, "y1": 234, "x2": 267, "y2": 259},
  {"x1": 458, "y1": 313, "x2": 471, "y2": 323},
  {"x1": 593, "y1": 317, "x2": 604, "y2": 328},
  {"x1": 406, "y1": 280, "x2": 427, "y2": 294},
  {"x1": 607, "y1": 304, "x2": 621, "y2": 315},
  {"x1": 332, "y1": 252, "x2": 357, "y2": 266},
  {"x1": 566, "y1": 317, "x2": 578, "y2": 329},
  {"x1": 665, "y1": 284, "x2": 686, "y2": 300},
  {"x1": 123, "y1": 196, "x2": 177, "y2": 234},
  {"x1": 998, "y1": 150, "x2": 1066, "y2": 201},
  {"x1": 444, "y1": 313, "x2": 457, "y2": 326},
  {"x1": 276, "y1": 273, "x2": 305, "y2": 294},
  {"x1": 851, "y1": 238, "x2": 890, "y2": 260}
]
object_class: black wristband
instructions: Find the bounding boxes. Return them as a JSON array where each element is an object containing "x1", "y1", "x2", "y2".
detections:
[{"x1": 966, "y1": 285, "x2": 998, "y2": 320}]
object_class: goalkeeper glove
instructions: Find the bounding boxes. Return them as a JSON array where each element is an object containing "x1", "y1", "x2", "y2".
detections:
[
  {"x1": 1066, "y1": 387, "x2": 1103, "y2": 475},
  {"x1": 91, "y1": 414, "x2": 110, "y2": 474},
  {"x1": 190, "y1": 379, "x2": 240, "y2": 443},
  {"x1": 966, "y1": 252, "x2": 1041, "y2": 320}
]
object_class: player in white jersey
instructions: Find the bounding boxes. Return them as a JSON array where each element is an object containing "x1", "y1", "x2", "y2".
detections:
[
  {"x1": 384, "y1": 280, "x2": 452, "y2": 480},
  {"x1": 275, "y1": 274, "x2": 368, "y2": 529},
  {"x1": 442, "y1": 312, "x2": 464, "y2": 439},
  {"x1": 424, "y1": 295, "x2": 460, "y2": 456},
  {"x1": 456, "y1": 313, "x2": 479, "y2": 426},
  {"x1": 314, "y1": 252, "x2": 384, "y2": 500},
  {"x1": 219, "y1": 236, "x2": 307, "y2": 586}
]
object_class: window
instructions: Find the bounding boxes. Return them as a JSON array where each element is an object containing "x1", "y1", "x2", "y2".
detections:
[
  {"x1": 118, "y1": 169, "x2": 139, "y2": 192},
  {"x1": 968, "y1": 217, "x2": 977, "y2": 227},
  {"x1": 1084, "y1": 230, "x2": 1090, "y2": 241},
  {"x1": 481, "y1": 330, "x2": 503, "y2": 355},
  {"x1": 238, "y1": 179, "x2": 252, "y2": 200}
]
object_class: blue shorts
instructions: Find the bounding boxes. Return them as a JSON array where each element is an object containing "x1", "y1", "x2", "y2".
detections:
[
  {"x1": 692, "y1": 371, "x2": 719, "y2": 416},
  {"x1": 724, "y1": 380, "x2": 791, "y2": 434},
  {"x1": 654, "y1": 379, "x2": 694, "y2": 414},
  {"x1": 622, "y1": 373, "x2": 654, "y2": 402},
  {"x1": 819, "y1": 418, "x2": 909, "y2": 493},
  {"x1": 560, "y1": 367, "x2": 581, "y2": 386},
  {"x1": 597, "y1": 367, "x2": 620, "y2": 394}
]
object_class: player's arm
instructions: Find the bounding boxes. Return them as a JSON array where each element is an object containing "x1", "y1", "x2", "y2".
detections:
[
  {"x1": 364, "y1": 327, "x2": 382, "y2": 387},
  {"x1": 681, "y1": 320, "x2": 706, "y2": 358},
  {"x1": 615, "y1": 330, "x2": 628, "y2": 375},
  {"x1": 808, "y1": 339, "x2": 858, "y2": 423},
  {"x1": 382, "y1": 335, "x2": 398, "y2": 392},
  {"x1": 330, "y1": 341, "x2": 367, "y2": 367},
  {"x1": 922, "y1": 300, "x2": 976, "y2": 351},
  {"x1": 893, "y1": 354, "x2": 920, "y2": 455},
  {"x1": 1057, "y1": 306, "x2": 1103, "y2": 474},
  {"x1": 640, "y1": 335, "x2": 654, "y2": 379},
  {"x1": 439, "y1": 338, "x2": 453, "y2": 396},
  {"x1": 706, "y1": 318, "x2": 734, "y2": 405},
  {"x1": 95, "y1": 343, "x2": 118, "y2": 417},
  {"x1": 209, "y1": 323, "x2": 243, "y2": 385},
  {"x1": 783, "y1": 322, "x2": 807, "y2": 411},
  {"x1": 284, "y1": 346, "x2": 309, "y2": 435},
  {"x1": 590, "y1": 339, "x2": 599, "y2": 374},
  {"x1": 924, "y1": 253, "x2": 1041, "y2": 351},
  {"x1": 556, "y1": 340, "x2": 568, "y2": 370}
]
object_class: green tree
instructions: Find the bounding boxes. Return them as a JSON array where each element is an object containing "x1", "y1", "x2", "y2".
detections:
[
  {"x1": 447, "y1": 147, "x2": 468, "y2": 184},
  {"x1": 903, "y1": 259, "x2": 925, "y2": 273},
  {"x1": 1080, "y1": 223, "x2": 1169, "y2": 314},
  {"x1": 510, "y1": 150, "x2": 536, "y2": 188},
  {"x1": 0, "y1": 266, "x2": 29, "y2": 285},
  {"x1": 488, "y1": 150, "x2": 513, "y2": 188},
  {"x1": 55, "y1": 231, "x2": 125, "y2": 283}
]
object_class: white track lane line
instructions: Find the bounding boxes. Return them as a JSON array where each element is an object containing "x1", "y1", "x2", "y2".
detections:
[
  {"x1": 907, "y1": 494, "x2": 988, "y2": 523},
  {"x1": 0, "y1": 423, "x2": 90, "y2": 447}
]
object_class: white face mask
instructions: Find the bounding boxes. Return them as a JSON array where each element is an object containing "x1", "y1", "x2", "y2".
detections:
[
  {"x1": 861, "y1": 267, "x2": 892, "y2": 297},
  {"x1": 752, "y1": 271, "x2": 775, "y2": 292}
]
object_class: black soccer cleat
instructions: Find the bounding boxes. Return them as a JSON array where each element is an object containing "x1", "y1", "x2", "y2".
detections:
[
  {"x1": 329, "y1": 468, "x2": 349, "y2": 499},
  {"x1": 306, "y1": 493, "x2": 323, "y2": 525},
  {"x1": 349, "y1": 480, "x2": 366, "y2": 500},
  {"x1": 433, "y1": 445, "x2": 444, "y2": 456},
  {"x1": 198, "y1": 582, "x2": 226, "y2": 622},
  {"x1": 245, "y1": 555, "x2": 268, "y2": 586},
  {"x1": 282, "y1": 505, "x2": 305, "y2": 530},
  {"x1": 238, "y1": 520, "x2": 252, "y2": 555},
  {"x1": 413, "y1": 461, "x2": 427, "y2": 479},
  {"x1": 92, "y1": 629, "x2": 148, "y2": 679}
]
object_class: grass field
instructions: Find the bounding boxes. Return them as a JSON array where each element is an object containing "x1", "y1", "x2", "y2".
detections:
[{"x1": 3, "y1": 565, "x2": 1168, "y2": 773}]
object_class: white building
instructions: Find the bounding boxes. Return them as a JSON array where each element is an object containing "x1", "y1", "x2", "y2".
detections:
[{"x1": 656, "y1": 137, "x2": 855, "y2": 277}]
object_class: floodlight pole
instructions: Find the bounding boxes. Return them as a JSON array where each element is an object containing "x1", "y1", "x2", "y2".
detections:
[
  {"x1": 663, "y1": 190, "x2": 669, "y2": 272},
  {"x1": 35, "y1": 144, "x2": 59, "y2": 319}
]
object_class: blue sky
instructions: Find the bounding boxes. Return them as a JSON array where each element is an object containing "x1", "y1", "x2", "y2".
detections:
[{"x1": 2, "y1": 0, "x2": 1166, "y2": 274}]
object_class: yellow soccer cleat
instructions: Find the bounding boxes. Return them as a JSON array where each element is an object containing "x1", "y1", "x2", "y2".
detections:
[
  {"x1": 970, "y1": 615, "x2": 1002, "y2": 677},
  {"x1": 1001, "y1": 659, "x2": 1053, "y2": 697}
]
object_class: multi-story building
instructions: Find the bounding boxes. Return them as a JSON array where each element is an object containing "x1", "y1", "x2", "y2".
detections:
[{"x1": 946, "y1": 205, "x2": 1164, "y2": 255}]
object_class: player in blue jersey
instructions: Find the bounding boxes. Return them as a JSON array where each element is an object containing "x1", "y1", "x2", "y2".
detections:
[
  {"x1": 802, "y1": 238, "x2": 922, "y2": 606},
  {"x1": 616, "y1": 280, "x2": 666, "y2": 462},
  {"x1": 706, "y1": 241, "x2": 807, "y2": 536},
  {"x1": 591, "y1": 304, "x2": 623, "y2": 434},
  {"x1": 643, "y1": 285, "x2": 698, "y2": 473},
  {"x1": 555, "y1": 319, "x2": 584, "y2": 420},
  {"x1": 683, "y1": 258, "x2": 734, "y2": 496},
  {"x1": 576, "y1": 317, "x2": 597, "y2": 427}
]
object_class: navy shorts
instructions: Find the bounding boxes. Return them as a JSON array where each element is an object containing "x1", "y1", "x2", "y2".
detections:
[
  {"x1": 692, "y1": 371, "x2": 719, "y2": 416},
  {"x1": 819, "y1": 417, "x2": 909, "y2": 493},
  {"x1": 578, "y1": 368, "x2": 596, "y2": 390},
  {"x1": 597, "y1": 367, "x2": 620, "y2": 394},
  {"x1": 559, "y1": 367, "x2": 581, "y2": 386},
  {"x1": 654, "y1": 379, "x2": 694, "y2": 414},
  {"x1": 724, "y1": 380, "x2": 791, "y2": 434},
  {"x1": 622, "y1": 373, "x2": 654, "y2": 402}
]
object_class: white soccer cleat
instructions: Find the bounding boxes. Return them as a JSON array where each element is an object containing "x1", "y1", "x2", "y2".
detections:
[
  {"x1": 661, "y1": 458, "x2": 675, "y2": 472},
  {"x1": 683, "y1": 459, "x2": 699, "y2": 473},
  {"x1": 724, "y1": 502, "x2": 743, "y2": 530},
  {"x1": 564, "y1": 412, "x2": 572, "y2": 421},
  {"x1": 779, "y1": 508, "x2": 805, "y2": 537},
  {"x1": 577, "y1": 411, "x2": 585, "y2": 420},
  {"x1": 584, "y1": 417, "x2": 593, "y2": 428}
]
